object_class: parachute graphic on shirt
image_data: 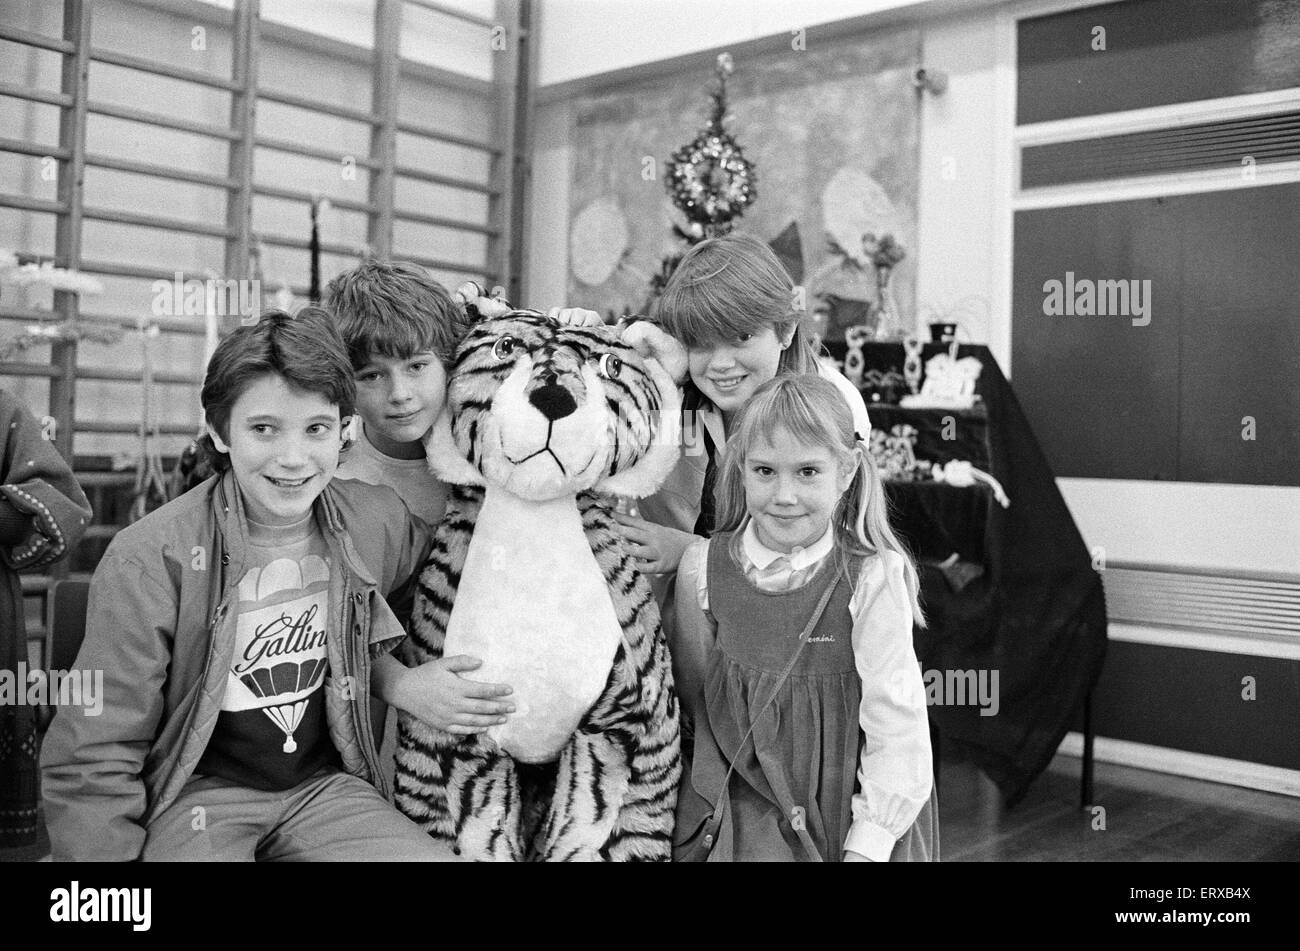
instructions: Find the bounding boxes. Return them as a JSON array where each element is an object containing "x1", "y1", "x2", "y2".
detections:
[
  {"x1": 226, "y1": 554, "x2": 331, "y2": 753},
  {"x1": 238, "y1": 657, "x2": 329, "y2": 752}
]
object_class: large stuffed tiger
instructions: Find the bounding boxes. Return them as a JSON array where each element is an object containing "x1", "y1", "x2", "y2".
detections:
[{"x1": 394, "y1": 297, "x2": 684, "y2": 862}]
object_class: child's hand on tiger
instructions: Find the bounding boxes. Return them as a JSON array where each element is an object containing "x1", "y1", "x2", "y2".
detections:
[
  {"x1": 547, "y1": 306, "x2": 604, "y2": 327},
  {"x1": 395, "y1": 655, "x2": 516, "y2": 734},
  {"x1": 613, "y1": 511, "x2": 696, "y2": 575}
]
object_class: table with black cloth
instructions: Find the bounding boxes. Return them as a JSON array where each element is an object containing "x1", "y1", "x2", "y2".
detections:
[{"x1": 834, "y1": 342, "x2": 1108, "y2": 806}]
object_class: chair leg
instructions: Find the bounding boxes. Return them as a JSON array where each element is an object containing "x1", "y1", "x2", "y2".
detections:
[{"x1": 1080, "y1": 687, "x2": 1094, "y2": 809}]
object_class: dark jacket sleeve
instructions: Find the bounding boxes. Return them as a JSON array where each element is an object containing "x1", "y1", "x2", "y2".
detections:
[
  {"x1": 0, "y1": 388, "x2": 92, "y2": 570},
  {"x1": 39, "y1": 544, "x2": 176, "y2": 861}
]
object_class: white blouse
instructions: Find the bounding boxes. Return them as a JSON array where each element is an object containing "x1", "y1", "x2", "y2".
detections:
[{"x1": 673, "y1": 522, "x2": 933, "y2": 861}]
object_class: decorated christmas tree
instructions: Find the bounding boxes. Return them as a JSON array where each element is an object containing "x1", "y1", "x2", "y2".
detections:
[{"x1": 650, "y1": 53, "x2": 757, "y2": 298}]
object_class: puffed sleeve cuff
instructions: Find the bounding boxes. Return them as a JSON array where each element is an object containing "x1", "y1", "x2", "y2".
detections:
[
  {"x1": 0, "y1": 483, "x2": 71, "y2": 569},
  {"x1": 0, "y1": 494, "x2": 33, "y2": 545},
  {"x1": 845, "y1": 819, "x2": 898, "y2": 862},
  {"x1": 678, "y1": 536, "x2": 711, "y2": 613}
]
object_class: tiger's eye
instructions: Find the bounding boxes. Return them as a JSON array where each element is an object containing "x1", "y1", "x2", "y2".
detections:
[
  {"x1": 599, "y1": 353, "x2": 623, "y2": 379},
  {"x1": 492, "y1": 336, "x2": 516, "y2": 361}
]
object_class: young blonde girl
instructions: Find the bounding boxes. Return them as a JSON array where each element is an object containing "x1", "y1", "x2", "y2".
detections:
[{"x1": 672, "y1": 373, "x2": 938, "y2": 862}]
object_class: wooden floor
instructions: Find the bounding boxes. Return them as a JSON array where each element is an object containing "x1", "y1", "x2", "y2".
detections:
[
  {"x1": 4, "y1": 753, "x2": 1298, "y2": 862},
  {"x1": 939, "y1": 752, "x2": 1300, "y2": 861}
]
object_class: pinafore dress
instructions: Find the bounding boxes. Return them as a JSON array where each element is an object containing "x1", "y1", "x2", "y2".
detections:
[{"x1": 679, "y1": 531, "x2": 939, "y2": 861}]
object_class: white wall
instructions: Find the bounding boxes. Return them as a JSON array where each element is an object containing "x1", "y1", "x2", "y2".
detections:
[
  {"x1": 523, "y1": 97, "x2": 572, "y2": 310},
  {"x1": 915, "y1": 6, "x2": 1011, "y2": 365},
  {"x1": 538, "y1": 0, "x2": 944, "y2": 87}
]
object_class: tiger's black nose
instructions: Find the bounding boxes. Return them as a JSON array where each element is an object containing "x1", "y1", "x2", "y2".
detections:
[{"x1": 529, "y1": 379, "x2": 577, "y2": 421}]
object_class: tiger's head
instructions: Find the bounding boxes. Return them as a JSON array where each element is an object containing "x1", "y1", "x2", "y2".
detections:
[{"x1": 426, "y1": 310, "x2": 682, "y2": 502}]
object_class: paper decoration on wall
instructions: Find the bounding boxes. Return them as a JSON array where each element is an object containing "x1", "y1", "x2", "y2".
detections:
[
  {"x1": 769, "y1": 221, "x2": 804, "y2": 286},
  {"x1": 570, "y1": 197, "x2": 630, "y2": 287},
  {"x1": 820, "y1": 167, "x2": 904, "y2": 271}
]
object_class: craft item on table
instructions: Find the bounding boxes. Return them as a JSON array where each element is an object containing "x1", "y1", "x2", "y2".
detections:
[
  {"x1": 932, "y1": 459, "x2": 1010, "y2": 508},
  {"x1": 903, "y1": 333, "x2": 924, "y2": 394},
  {"x1": 843, "y1": 325, "x2": 872, "y2": 386},
  {"x1": 869, "y1": 424, "x2": 932, "y2": 482},
  {"x1": 929, "y1": 322, "x2": 957, "y2": 343},
  {"x1": 918, "y1": 295, "x2": 988, "y2": 346},
  {"x1": 899, "y1": 351, "x2": 983, "y2": 410},
  {"x1": 860, "y1": 367, "x2": 907, "y2": 404}
]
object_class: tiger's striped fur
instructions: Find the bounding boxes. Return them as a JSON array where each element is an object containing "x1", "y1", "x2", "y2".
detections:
[{"x1": 393, "y1": 312, "x2": 682, "y2": 861}]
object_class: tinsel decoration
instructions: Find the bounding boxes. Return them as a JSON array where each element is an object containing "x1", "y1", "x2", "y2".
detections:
[{"x1": 664, "y1": 52, "x2": 757, "y2": 237}]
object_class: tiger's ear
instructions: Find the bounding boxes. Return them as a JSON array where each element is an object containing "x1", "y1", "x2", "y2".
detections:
[
  {"x1": 425, "y1": 404, "x2": 485, "y2": 487},
  {"x1": 594, "y1": 352, "x2": 682, "y2": 498}
]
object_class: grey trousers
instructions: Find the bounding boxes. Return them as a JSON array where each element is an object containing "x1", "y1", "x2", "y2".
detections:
[{"x1": 140, "y1": 768, "x2": 459, "y2": 862}]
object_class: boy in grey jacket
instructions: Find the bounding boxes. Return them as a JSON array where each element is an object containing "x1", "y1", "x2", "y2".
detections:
[{"x1": 40, "y1": 309, "x2": 457, "y2": 861}]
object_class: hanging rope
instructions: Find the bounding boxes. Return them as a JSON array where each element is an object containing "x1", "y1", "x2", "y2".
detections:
[
  {"x1": 130, "y1": 318, "x2": 169, "y2": 522},
  {"x1": 309, "y1": 195, "x2": 325, "y2": 304}
]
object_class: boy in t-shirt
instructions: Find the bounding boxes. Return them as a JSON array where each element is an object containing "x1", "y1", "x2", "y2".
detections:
[
  {"x1": 40, "y1": 309, "x2": 456, "y2": 861},
  {"x1": 324, "y1": 261, "x2": 515, "y2": 738}
]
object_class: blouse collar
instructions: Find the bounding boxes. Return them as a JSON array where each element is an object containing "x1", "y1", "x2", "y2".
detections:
[{"x1": 741, "y1": 518, "x2": 834, "y2": 572}]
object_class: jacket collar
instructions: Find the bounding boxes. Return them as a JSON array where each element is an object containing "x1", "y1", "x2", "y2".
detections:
[{"x1": 211, "y1": 470, "x2": 376, "y2": 588}]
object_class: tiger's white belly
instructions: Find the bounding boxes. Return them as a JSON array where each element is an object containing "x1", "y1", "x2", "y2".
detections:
[{"x1": 443, "y1": 486, "x2": 623, "y2": 763}]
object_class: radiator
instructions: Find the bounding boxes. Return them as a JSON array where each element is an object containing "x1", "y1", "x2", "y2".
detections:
[{"x1": 1103, "y1": 563, "x2": 1300, "y2": 644}]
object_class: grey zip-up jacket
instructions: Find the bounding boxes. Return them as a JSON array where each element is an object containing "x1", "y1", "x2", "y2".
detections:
[{"x1": 40, "y1": 471, "x2": 432, "y2": 861}]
